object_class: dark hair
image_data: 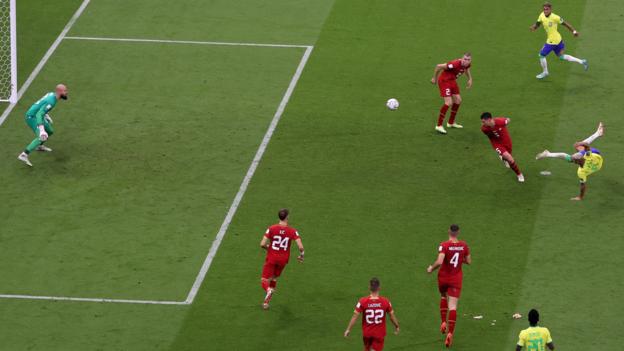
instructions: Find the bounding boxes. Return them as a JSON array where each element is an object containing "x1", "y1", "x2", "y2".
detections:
[
  {"x1": 480, "y1": 112, "x2": 492, "y2": 120},
  {"x1": 450, "y1": 224, "x2": 460, "y2": 232},
  {"x1": 369, "y1": 277, "x2": 381, "y2": 292},
  {"x1": 543, "y1": 2, "x2": 552, "y2": 9},
  {"x1": 528, "y1": 309, "x2": 540, "y2": 326},
  {"x1": 464, "y1": 52, "x2": 472, "y2": 57},
  {"x1": 278, "y1": 208, "x2": 289, "y2": 221}
]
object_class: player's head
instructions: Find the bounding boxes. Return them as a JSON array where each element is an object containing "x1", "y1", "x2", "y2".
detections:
[
  {"x1": 461, "y1": 52, "x2": 472, "y2": 67},
  {"x1": 278, "y1": 208, "x2": 289, "y2": 222},
  {"x1": 528, "y1": 309, "x2": 540, "y2": 326},
  {"x1": 543, "y1": 2, "x2": 552, "y2": 15},
  {"x1": 480, "y1": 112, "x2": 495, "y2": 127},
  {"x1": 574, "y1": 141, "x2": 590, "y2": 152},
  {"x1": 448, "y1": 224, "x2": 460, "y2": 237},
  {"x1": 55, "y1": 84, "x2": 68, "y2": 100},
  {"x1": 369, "y1": 277, "x2": 381, "y2": 293}
]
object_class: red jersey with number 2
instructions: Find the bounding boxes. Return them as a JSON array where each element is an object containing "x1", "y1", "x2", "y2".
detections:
[
  {"x1": 264, "y1": 225, "x2": 300, "y2": 264},
  {"x1": 481, "y1": 117, "x2": 512, "y2": 148},
  {"x1": 438, "y1": 59, "x2": 470, "y2": 82},
  {"x1": 438, "y1": 240, "x2": 470, "y2": 283},
  {"x1": 355, "y1": 296, "x2": 393, "y2": 338}
]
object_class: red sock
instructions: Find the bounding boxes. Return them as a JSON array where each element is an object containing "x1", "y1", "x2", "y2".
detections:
[
  {"x1": 449, "y1": 103, "x2": 460, "y2": 124},
  {"x1": 448, "y1": 310, "x2": 457, "y2": 334},
  {"x1": 269, "y1": 280, "x2": 277, "y2": 289},
  {"x1": 440, "y1": 298, "x2": 448, "y2": 323},
  {"x1": 261, "y1": 280, "x2": 269, "y2": 292},
  {"x1": 509, "y1": 161, "x2": 521, "y2": 175},
  {"x1": 438, "y1": 104, "x2": 450, "y2": 126}
]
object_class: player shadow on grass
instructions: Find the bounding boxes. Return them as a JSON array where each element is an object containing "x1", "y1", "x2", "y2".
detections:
[{"x1": 390, "y1": 338, "x2": 443, "y2": 349}]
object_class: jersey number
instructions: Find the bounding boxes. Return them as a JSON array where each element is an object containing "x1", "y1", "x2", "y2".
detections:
[
  {"x1": 445, "y1": 88, "x2": 451, "y2": 95},
  {"x1": 271, "y1": 235, "x2": 290, "y2": 251},
  {"x1": 449, "y1": 252, "x2": 460, "y2": 268},
  {"x1": 528, "y1": 339, "x2": 544, "y2": 351},
  {"x1": 365, "y1": 309, "x2": 384, "y2": 324}
]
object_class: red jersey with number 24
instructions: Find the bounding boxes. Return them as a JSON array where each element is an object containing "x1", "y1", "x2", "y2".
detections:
[
  {"x1": 355, "y1": 296, "x2": 393, "y2": 338},
  {"x1": 438, "y1": 240, "x2": 470, "y2": 282},
  {"x1": 438, "y1": 59, "x2": 470, "y2": 82},
  {"x1": 264, "y1": 225, "x2": 300, "y2": 264}
]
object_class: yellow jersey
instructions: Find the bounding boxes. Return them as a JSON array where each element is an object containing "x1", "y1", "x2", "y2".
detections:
[
  {"x1": 538, "y1": 12, "x2": 564, "y2": 44},
  {"x1": 517, "y1": 326, "x2": 553, "y2": 351},
  {"x1": 578, "y1": 152, "x2": 603, "y2": 182}
]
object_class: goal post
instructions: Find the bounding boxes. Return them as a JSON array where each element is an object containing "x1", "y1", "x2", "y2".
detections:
[{"x1": 0, "y1": 0, "x2": 17, "y2": 103}]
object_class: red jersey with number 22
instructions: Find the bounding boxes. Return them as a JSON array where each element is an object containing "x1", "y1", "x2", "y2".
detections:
[
  {"x1": 355, "y1": 296, "x2": 393, "y2": 338},
  {"x1": 438, "y1": 240, "x2": 470, "y2": 283},
  {"x1": 438, "y1": 59, "x2": 470, "y2": 82},
  {"x1": 481, "y1": 117, "x2": 512, "y2": 148},
  {"x1": 264, "y1": 225, "x2": 300, "y2": 264}
]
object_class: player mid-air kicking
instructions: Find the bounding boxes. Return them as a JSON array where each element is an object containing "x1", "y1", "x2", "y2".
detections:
[
  {"x1": 18, "y1": 84, "x2": 69, "y2": 167},
  {"x1": 530, "y1": 2, "x2": 588, "y2": 79},
  {"x1": 536, "y1": 122, "x2": 604, "y2": 200}
]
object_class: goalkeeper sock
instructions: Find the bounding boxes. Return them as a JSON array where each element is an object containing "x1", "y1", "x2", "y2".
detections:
[
  {"x1": 540, "y1": 56, "x2": 548, "y2": 73},
  {"x1": 562, "y1": 54, "x2": 583, "y2": 64},
  {"x1": 25, "y1": 138, "x2": 41, "y2": 153},
  {"x1": 438, "y1": 104, "x2": 450, "y2": 126}
]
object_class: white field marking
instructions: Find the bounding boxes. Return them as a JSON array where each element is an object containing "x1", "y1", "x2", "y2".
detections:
[
  {"x1": 185, "y1": 45, "x2": 314, "y2": 304},
  {"x1": 0, "y1": 0, "x2": 92, "y2": 126},
  {"x1": 0, "y1": 293, "x2": 188, "y2": 305},
  {"x1": 64, "y1": 35, "x2": 311, "y2": 49},
  {"x1": 0, "y1": 39, "x2": 313, "y2": 304}
]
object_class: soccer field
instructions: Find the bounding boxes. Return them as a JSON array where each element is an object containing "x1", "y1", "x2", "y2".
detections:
[{"x1": 0, "y1": 0, "x2": 623, "y2": 350}]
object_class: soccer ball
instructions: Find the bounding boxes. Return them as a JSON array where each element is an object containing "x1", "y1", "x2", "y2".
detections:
[{"x1": 386, "y1": 98, "x2": 399, "y2": 110}]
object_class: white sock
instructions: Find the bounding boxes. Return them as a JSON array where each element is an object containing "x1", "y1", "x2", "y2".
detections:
[
  {"x1": 540, "y1": 57, "x2": 548, "y2": 73},
  {"x1": 562, "y1": 54, "x2": 583, "y2": 64},
  {"x1": 546, "y1": 152, "x2": 570, "y2": 160},
  {"x1": 582, "y1": 130, "x2": 601, "y2": 145}
]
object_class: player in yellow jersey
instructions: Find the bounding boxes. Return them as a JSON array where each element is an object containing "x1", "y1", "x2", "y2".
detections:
[
  {"x1": 530, "y1": 2, "x2": 588, "y2": 79},
  {"x1": 517, "y1": 309, "x2": 555, "y2": 351},
  {"x1": 536, "y1": 122, "x2": 604, "y2": 200}
]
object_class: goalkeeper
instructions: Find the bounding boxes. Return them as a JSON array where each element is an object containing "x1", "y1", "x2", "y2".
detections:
[{"x1": 18, "y1": 84, "x2": 68, "y2": 167}]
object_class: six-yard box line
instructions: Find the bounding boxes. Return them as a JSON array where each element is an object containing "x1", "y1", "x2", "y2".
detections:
[{"x1": 0, "y1": 16, "x2": 314, "y2": 305}]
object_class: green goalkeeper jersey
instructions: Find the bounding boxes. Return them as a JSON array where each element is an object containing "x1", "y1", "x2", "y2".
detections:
[{"x1": 26, "y1": 92, "x2": 57, "y2": 125}]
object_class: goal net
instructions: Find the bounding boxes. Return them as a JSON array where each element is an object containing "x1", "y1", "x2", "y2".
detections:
[{"x1": 0, "y1": 0, "x2": 16, "y2": 103}]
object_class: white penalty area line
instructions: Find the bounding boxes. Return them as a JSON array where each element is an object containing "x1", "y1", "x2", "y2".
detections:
[
  {"x1": 0, "y1": 0, "x2": 92, "y2": 126},
  {"x1": 64, "y1": 35, "x2": 312, "y2": 49},
  {"x1": 0, "y1": 39, "x2": 314, "y2": 305},
  {"x1": 184, "y1": 45, "x2": 314, "y2": 304}
]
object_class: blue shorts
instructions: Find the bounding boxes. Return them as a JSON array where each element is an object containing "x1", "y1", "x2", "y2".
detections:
[{"x1": 540, "y1": 41, "x2": 565, "y2": 57}]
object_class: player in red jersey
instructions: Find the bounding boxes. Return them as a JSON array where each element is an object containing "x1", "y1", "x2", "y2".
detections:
[
  {"x1": 259, "y1": 208, "x2": 304, "y2": 310},
  {"x1": 480, "y1": 112, "x2": 525, "y2": 182},
  {"x1": 427, "y1": 224, "x2": 471, "y2": 348},
  {"x1": 431, "y1": 52, "x2": 473, "y2": 134},
  {"x1": 344, "y1": 278, "x2": 400, "y2": 351}
]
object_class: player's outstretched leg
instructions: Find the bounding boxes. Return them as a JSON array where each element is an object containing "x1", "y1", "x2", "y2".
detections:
[
  {"x1": 502, "y1": 151, "x2": 524, "y2": 182},
  {"x1": 560, "y1": 54, "x2": 588, "y2": 71},
  {"x1": 536, "y1": 150, "x2": 570, "y2": 160},
  {"x1": 581, "y1": 122, "x2": 604, "y2": 144}
]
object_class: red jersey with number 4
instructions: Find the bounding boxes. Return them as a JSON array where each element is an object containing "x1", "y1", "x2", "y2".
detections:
[
  {"x1": 264, "y1": 225, "x2": 300, "y2": 264},
  {"x1": 355, "y1": 296, "x2": 393, "y2": 338},
  {"x1": 481, "y1": 117, "x2": 512, "y2": 147},
  {"x1": 438, "y1": 240, "x2": 470, "y2": 282},
  {"x1": 438, "y1": 59, "x2": 470, "y2": 82}
]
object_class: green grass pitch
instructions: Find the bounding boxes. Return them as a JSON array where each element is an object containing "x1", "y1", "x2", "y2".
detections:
[{"x1": 0, "y1": 0, "x2": 623, "y2": 350}]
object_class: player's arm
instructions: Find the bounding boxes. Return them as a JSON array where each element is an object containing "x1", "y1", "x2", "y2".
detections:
[
  {"x1": 34, "y1": 105, "x2": 50, "y2": 140},
  {"x1": 547, "y1": 342, "x2": 555, "y2": 350},
  {"x1": 464, "y1": 254, "x2": 472, "y2": 265},
  {"x1": 431, "y1": 64, "x2": 446, "y2": 84},
  {"x1": 295, "y1": 238, "x2": 305, "y2": 262},
  {"x1": 516, "y1": 345, "x2": 523, "y2": 351},
  {"x1": 260, "y1": 236, "x2": 270, "y2": 250},
  {"x1": 529, "y1": 21, "x2": 541, "y2": 31},
  {"x1": 389, "y1": 310, "x2": 400, "y2": 335},
  {"x1": 343, "y1": 311, "x2": 360, "y2": 337},
  {"x1": 562, "y1": 21, "x2": 579, "y2": 36},
  {"x1": 427, "y1": 253, "x2": 445, "y2": 273},
  {"x1": 466, "y1": 68, "x2": 473, "y2": 88}
]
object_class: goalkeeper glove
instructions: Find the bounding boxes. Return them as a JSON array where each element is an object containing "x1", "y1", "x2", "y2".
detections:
[
  {"x1": 44, "y1": 114, "x2": 53, "y2": 124},
  {"x1": 38, "y1": 125, "x2": 48, "y2": 141}
]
